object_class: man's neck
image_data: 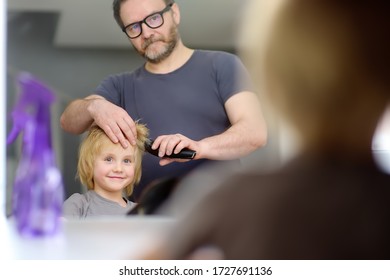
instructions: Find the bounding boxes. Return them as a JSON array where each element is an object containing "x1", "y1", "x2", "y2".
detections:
[{"x1": 145, "y1": 42, "x2": 194, "y2": 74}]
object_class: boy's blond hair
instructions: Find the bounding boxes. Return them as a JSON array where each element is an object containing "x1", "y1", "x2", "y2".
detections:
[{"x1": 77, "y1": 123, "x2": 149, "y2": 196}]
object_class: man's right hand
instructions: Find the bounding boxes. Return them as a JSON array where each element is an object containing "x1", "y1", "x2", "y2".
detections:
[
  {"x1": 60, "y1": 94, "x2": 137, "y2": 148},
  {"x1": 87, "y1": 96, "x2": 137, "y2": 147}
]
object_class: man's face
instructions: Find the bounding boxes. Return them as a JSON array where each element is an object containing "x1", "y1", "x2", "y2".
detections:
[{"x1": 120, "y1": 0, "x2": 180, "y2": 63}]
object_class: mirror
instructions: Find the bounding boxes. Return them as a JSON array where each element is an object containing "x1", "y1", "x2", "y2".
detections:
[{"x1": 5, "y1": 0, "x2": 390, "y2": 218}]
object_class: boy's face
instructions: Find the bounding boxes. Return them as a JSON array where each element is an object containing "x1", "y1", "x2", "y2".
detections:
[{"x1": 93, "y1": 138, "x2": 136, "y2": 195}]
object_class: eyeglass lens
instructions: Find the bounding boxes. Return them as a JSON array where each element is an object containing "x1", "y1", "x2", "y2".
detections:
[{"x1": 127, "y1": 13, "x2": 163, "y2": 38}]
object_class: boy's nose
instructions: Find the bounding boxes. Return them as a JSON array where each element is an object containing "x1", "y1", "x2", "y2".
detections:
[{"x1": 113, "y1": 163, "x2": 123, "y2": 172}]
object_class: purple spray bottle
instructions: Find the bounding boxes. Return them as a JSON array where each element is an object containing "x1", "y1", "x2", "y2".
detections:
[{"x1": 7, "y1": 72, "x2": 64, "y2": 237}]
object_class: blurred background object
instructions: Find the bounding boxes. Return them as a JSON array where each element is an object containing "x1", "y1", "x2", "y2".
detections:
[{"x1": 7, "y1": 73, "x2": 64, "y2": 236}]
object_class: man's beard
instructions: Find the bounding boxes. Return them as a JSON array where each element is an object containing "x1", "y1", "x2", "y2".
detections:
[{"x1": 134, "y1": 25, "x2": 179, "y2": 64}]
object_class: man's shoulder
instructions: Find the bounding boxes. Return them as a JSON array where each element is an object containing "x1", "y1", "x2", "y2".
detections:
[
  {"x1": 105, "y1": 68, "x2": 141, "y2": 81},
  {"x1": 193, "y1": 50, "x2": 241, "y2": 70},
  {"x1": 98, "y1": 68, "x2": 143, "y2": 91},
  {"x1": 196, "y1": 49, "x2": 237, "y2": 60}
]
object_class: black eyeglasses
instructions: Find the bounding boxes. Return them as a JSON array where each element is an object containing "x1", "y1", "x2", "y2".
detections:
[{"x1": 122, "y1": 3, "x2": 174, "y2": 39}]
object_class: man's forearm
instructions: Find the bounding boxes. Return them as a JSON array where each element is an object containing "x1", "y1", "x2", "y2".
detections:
[
  {"x1": 60, "y1": 96, "x2": 99, "y2": 134},
  {"x1": 198, "y1": 122, "x2": 267, "y2": 160},
  {"x1": 197, "y1": 91, "x2": 268, "y2": 160}
]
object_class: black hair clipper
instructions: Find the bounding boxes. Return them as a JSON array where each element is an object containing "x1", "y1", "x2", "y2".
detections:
[{"x1": 144, "y1": 138, "x2": 196, "y2": 159}]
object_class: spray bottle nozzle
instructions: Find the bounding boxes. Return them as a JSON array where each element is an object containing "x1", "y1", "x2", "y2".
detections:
[{"x1": 6, "y1": 72, "x2": 56, "y2": 145}]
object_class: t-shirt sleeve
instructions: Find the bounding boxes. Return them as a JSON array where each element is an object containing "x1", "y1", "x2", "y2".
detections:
[
  {"x1": 63, "y1": 193, "x2": 87, "y2": 218},
  {"x1": 215, "y1": 52, "x2": 255, "y2": 103},
  {"x1": 94, "y1": 74, "x2": 124, "y2": 106}
]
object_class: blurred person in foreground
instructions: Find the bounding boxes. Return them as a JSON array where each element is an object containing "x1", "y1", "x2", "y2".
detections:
[
  {"x1": 141, "y1": 0, "x2": 390, "y2": 259},
  {"x1": 60, "y1": 0, "x2": 267, "y2": 201}
]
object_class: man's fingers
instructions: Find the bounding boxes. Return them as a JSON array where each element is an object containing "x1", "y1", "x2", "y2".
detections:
[
  {"x1": 153, "y1": 134, "x2": 194, "y2": 157},
  {"x1": 159, "y1": 158, "x2": 173, "y2": 166},
  {"x1": 102, "y1": 124, "x2": 119, "y2": 144},
  {"x1": 113, "y1": 125, "x2": 131, "y2": 148},
  {"x1": 158, "y1": 139, "x2": 169, "y2": 157},
  {"x1": 90, "y1": 99, "x2": 137, "y2": 147},
  {"x1": 159, "y1": 158, "x2": 188, "y2": 166},
  {"x1": 118, "y1": 117, "x2": 137, "y2": 146},
  {"x1": 174, "y1": 140, "x2": 188, "y2": 154},
  {"x1": 102, "y1": 122, "x2": 130, "y2": 149}
]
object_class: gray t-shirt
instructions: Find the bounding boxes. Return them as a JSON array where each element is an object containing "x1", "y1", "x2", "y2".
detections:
[
  {"x1": 95, "y1": 50, "x2": 252, "y2": 200},
  {"x1": 63, "y1": 190, "x2": 136, "y2": 218}
]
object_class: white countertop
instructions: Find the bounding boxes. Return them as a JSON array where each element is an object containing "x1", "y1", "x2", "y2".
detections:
[{"x1": 0, "y1": 215, "x2": 174, "y2": 260}]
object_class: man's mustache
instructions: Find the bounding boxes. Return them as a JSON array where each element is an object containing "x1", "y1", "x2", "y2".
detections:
[{"x1": 142, "y1": 37, "x2": 164, "y2": 50}]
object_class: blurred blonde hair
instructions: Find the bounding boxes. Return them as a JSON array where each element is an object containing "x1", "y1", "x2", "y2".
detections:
[{"x1": 77, "y1": 123, "x2": 149, "y2": 196}]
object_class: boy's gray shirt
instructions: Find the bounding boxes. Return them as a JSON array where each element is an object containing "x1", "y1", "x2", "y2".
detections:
[{"x1": 63, "y1": 190, "x2": 136, "y2": 218}]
